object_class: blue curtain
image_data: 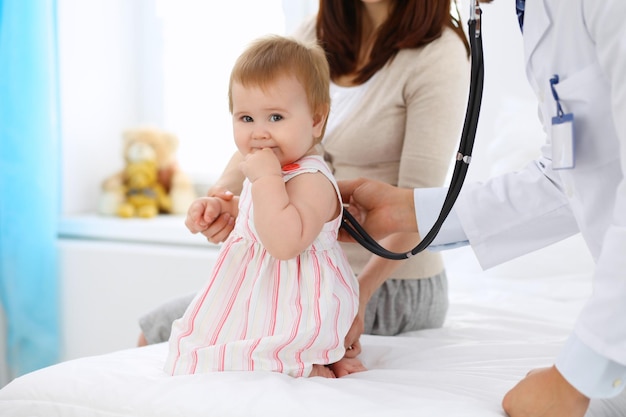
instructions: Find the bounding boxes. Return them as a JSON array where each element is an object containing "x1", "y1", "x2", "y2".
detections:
[{"x1": 0, "y1": 0, "x2": 61, "y2": 378}]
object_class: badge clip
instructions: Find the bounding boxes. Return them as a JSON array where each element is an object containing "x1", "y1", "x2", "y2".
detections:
[{"x1": 550, "y1": 75, "x2": 575, "y2": 170}]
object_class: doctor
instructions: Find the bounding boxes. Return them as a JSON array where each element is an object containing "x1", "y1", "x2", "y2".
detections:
[{"x1": 338, "y1": 1, "x2": 626, "y2": 416}]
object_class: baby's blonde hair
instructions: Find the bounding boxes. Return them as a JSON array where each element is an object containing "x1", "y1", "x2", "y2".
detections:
[{"x1": 228, "y1": 35, "x2": 331, "y2": 143}]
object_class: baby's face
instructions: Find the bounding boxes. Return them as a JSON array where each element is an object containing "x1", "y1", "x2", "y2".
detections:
[{"x1": 231, "y1": 74, "x2": 322, "y2": 167}]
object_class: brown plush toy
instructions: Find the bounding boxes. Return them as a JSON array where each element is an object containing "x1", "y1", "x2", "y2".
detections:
[{"x1": 98, "y1": 127, "x2": 197, "y2": 217}]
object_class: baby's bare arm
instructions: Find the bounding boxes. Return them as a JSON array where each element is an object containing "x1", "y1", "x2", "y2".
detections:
[
  {"x1": 251, "y1": 172, "x2": 337, "y2": 259},
  {"x1": 242, "y1": 149, "x2": 336, "y2": 260}
]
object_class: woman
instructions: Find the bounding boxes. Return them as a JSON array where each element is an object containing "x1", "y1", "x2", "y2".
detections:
[{"x1": 139, "y1": 0, "x2": 471, "y2": 354}]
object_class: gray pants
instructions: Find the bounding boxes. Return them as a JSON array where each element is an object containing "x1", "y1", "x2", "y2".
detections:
[{"x1": 139, "y1": 272, "x2": 448, "y2": 345}]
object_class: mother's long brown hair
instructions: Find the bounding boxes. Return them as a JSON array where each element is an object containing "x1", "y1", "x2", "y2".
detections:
[{"x1": 316, "y1": 0, "x2": 470, "y2": 84}]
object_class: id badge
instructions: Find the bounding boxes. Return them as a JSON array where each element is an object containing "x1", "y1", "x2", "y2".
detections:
[{"x1": 551, "y1": 113, "x2": 575, "y2": 170}]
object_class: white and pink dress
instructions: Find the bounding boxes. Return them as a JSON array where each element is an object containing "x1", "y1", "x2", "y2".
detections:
[{"x1": 164, "y1": 155, "x2": 359, "y2": 377}]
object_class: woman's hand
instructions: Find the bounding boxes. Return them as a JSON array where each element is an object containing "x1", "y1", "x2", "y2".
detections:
[
  {"x1": 329, "y1": 357, "x2": 367, "y2": 378},
  {"x1": 185, "y1": 186, "x2": 238, "y2": 244},
  {"x1": 343, "y1": 315, "x2": 364, "y2": 359},
  {"x1": 343, "y1": 294, "x2": 367, "y2": 359},
  {"x1": 185, "y1": 197, "x2": 225, "y2": 235}
]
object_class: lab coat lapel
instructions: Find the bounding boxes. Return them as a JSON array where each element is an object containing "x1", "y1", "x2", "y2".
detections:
[{"x1": 523, "y1": 0, "x2": 551, "y2": 68}]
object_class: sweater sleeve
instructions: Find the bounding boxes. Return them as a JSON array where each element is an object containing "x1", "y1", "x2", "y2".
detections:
[{"x1": 397, "y1": 29, "x2": 470, "y2": 191}]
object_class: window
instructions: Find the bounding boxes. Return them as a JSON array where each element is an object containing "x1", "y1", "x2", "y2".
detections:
[
  {"x1": 157, "y1": 0, "x2": 286, "y2": 188},
  {"x1": 59, "y1": 0, "x2": 317, "y2": 214}
]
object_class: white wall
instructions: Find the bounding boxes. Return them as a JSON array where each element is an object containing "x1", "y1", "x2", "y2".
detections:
[
  {"x1": 58, "y1": 0, "x2": 184, "y2": 214},
  {"x1": 58, "y1": 0, "x2": 143, "y2": 214}
]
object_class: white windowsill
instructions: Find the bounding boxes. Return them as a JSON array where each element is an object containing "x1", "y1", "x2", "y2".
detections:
[{"x1": 58, "y1": 214, "x2": 216, "y2": 248}]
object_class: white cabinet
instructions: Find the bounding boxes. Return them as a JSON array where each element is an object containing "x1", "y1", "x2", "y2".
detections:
[{"x1": 58, "y1": 215, "x2": 219, "y2": 361}]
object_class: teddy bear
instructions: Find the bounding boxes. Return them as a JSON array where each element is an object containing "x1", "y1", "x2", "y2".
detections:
[
  {"x1": 116, "y1": 158, "x2": 171, "y2": 218},
  {"x1": 98, "y1": 127, "x2": 197, "y2": 217}
]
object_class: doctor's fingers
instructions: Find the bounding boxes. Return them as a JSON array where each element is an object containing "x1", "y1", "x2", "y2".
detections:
[{"x1": 337, "y1": 177, "x2": 370, "y2": 205}]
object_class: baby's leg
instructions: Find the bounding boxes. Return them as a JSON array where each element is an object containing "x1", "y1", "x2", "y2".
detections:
[
  {"x1": 309, "y1": 364, "x2": 336, "y2": 378},
  {"x1": 329, "y1": 357, "x2": 367, "y2": 378}
]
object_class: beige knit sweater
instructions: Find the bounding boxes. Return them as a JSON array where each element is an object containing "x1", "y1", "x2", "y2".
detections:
[{"x1": 293, "y1": 17, "x2": 470, "y2": 279}]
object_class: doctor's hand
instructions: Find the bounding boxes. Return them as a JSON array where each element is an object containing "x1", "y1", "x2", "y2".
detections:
[
  {"x1": 337, "y1": 178, "x2": 418, "y2": 242},
  {"x1": 502, "y1": 365, "x2": 590, "y2": 417}
]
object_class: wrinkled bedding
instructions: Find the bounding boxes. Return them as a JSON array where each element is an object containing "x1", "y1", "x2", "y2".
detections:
[{"x1": 2, "y1": 237, "x2": 623, "y2": 417}]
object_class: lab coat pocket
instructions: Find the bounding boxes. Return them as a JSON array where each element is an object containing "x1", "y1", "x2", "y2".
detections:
[
  {"x1": 549, "y1": 63, "x2": 616, "y2": 168},
  {"x1": 551, "y1": 64, "x2": 604, "y2": 103}
]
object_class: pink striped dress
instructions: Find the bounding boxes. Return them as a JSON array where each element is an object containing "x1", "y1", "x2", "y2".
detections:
[{"x1": 164, "y1": 155, "x2": 359, "y2": 377}]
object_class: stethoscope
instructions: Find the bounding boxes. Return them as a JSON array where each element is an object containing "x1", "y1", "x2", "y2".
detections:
[{"x1": 341, "y1": 1, "x2": 484, "y2": 260}]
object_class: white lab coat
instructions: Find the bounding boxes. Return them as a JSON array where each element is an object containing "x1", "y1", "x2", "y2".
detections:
[{"x1": 454, "y1": 0, "x2": 626, "y2": 397}]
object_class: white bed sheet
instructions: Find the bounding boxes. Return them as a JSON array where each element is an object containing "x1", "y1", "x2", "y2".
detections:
[{"x1": 1, "y1": 237, "x2": 624, "y2": 417}]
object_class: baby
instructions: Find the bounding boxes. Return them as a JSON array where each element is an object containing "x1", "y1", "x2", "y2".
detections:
[{"x1": 165, "y1": 35, "x2": 365, "y2": 378}]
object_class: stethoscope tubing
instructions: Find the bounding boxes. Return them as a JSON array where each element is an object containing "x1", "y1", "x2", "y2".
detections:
[{"x1": 341, "y1": 6, "x2": 485, "y2": 260}]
